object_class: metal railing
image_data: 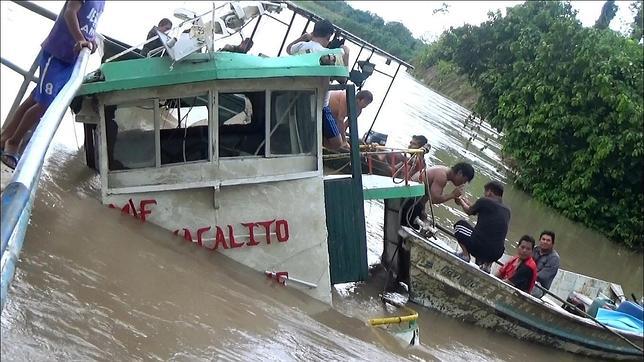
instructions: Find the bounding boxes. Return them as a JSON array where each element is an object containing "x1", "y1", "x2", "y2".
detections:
[{"x1": 0, "y1": 48, "x2": 91, "y2": 311}]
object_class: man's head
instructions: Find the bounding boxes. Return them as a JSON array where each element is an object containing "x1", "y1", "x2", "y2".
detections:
[
  {"x1": 517, "y1": 235, "x2": 535, "y2": 260},
  {"x1": 158, "y1": 18, "x2": 173, "y2": 33},
  {"x1": 356, "y1": 90, "x2": 373, "y2": 110},
  {"x1": 538, "y1": 230, "x2": 556, "y2": 252},
  {"x1": 409, "y1": 135, "x2": 428, "y2": 149},
  {"x1": 450, "y1": 162, "x2": 475, "y2": 186},
  {"x1": 483, "y1": 180, "x2": 504, "y2": 198},
  {"x1": 312, "y1": 19, "x2": 335, "y2": 46}
]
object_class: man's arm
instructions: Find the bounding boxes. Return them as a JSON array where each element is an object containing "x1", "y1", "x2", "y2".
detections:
[
  {"x1": 324, "y1": 134, "x2": 344, "y2": 150},
  {"x1": 537, "y1": 255, "x2": 560, "y2": 288},
  {"x1": 64, "y1": 1, "x2": 93, "y2": 52},
  {"x1": 286, "y1": 33, "x2": 311, "y2": 55}
]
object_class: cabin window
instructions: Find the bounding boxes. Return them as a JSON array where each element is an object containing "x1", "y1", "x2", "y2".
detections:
[
  {"x1": 105, "y1": 101, "x2": 156, "y2": 170},
  {"x1": 158, "y1": 94, "x2": 210, "y2": 165},
  {"x1": 269, "y1": 91, "x2": 317, "y2": 155},
  {"x1": 218, "y1": 91, "x2": 266, "y2": 157}
]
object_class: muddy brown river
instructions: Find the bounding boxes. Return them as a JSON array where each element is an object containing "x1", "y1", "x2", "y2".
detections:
[{"x1": 2, "y1": 2, "x2": 641, "y2": 361}]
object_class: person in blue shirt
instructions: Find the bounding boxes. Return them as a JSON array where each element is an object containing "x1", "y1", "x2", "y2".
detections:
[{"x1": 1, "y1": 0, "x2": 104, "y2": 169}]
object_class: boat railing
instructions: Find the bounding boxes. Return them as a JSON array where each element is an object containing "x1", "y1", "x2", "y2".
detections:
[
  {"x1": 0, "y1": 45, "x2": 91, "y2": 311},
  {"x1": 323, "y1": 146, "x2": 427, "y2": 186}
]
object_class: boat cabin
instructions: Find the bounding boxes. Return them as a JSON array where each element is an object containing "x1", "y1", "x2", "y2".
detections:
[{"x1": 73, "y1": 50, "x2": 347, "y2": 303}]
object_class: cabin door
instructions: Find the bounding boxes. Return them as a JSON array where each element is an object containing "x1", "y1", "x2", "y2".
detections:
[{"x1": 324, "y1": 176, "x2": 368, "y2": 284}]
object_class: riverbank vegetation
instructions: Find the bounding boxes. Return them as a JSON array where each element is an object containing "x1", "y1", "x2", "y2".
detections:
[
  {"x1": 413, "y1": 1, "x2": 643, "y2": 249},
  {"x1": 293, "y1": 1, "x2": 423, "y2": 62}
]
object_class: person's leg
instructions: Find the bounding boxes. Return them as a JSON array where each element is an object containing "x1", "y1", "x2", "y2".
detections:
[
  {"x1": 6, "y1": 51, "x2": 75, "y2": 155},
  {"x1": 453, "y1": 220, "x2": 475, "y2": 261},
  {"x1": 1, "y1": 93, "x2": 37, "y2": 147},
  {"x1": 3, "y1": 102, "x2": 47, "y2": 154}
]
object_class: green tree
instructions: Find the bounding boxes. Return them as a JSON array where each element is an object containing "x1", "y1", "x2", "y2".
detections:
[
  {"x1": 416, "y1": 1, "x2": 644, "y2": 248},
  {"x1": 595, "y1": 0, "x2": 618, "y2": 29},
  {"x1": 631, "y1": 1, "x2": 643, "y2": 41}
]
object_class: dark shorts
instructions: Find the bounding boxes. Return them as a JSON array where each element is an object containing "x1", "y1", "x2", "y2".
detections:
[
  {"x1": 453, "y1": 220, "x2": 503, "y2": 263},
  {"x1": 32, "y1": 50, "x2": 75, "y2": 108},
  {"x1": 322, "y1": 106, "x2": 340, "y2": 139}
]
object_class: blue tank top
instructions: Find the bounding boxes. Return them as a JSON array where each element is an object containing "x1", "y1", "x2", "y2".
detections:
[{"x1": 42, "y1": 0, "x2": 105, "y2": 64}]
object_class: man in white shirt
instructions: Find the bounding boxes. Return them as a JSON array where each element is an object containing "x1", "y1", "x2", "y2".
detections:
[{"x1": 286, "y1": 20, "x2": 350, "y2": 149}]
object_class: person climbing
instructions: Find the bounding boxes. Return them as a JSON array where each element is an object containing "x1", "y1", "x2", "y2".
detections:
[{"x1": 1, "y1": 0, "x2": 105, "y2": 169}]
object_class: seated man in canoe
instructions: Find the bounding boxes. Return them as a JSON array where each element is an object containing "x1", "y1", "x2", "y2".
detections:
[
  {"x1": 531, "y1": 230, "x2": 560, "y2": 298},
  {"x1": 453, "y1": 180, "x2": 511, "y2": 273},
  {"x1": 496, "y1": 235, "x2": 538, "y2": 293}
]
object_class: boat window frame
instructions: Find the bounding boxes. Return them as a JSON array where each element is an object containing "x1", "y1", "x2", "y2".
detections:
[
  {"x1": 214, "y1": 89, "x2": 269, "y2": 160},
  {"x1": 97, "y1": 78, "x2": 327, "y2": 196},
  {"x1": 156, "y1": 90, "x2": 214, "y2": 167},
  {"x1": 266, "y1": 89, "x2": 319, "y2": 158}
]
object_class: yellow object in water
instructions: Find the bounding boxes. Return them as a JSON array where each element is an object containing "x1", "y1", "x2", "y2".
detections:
[{"x1": 368, "y1": 306, "x2": 418, "y2": 326}]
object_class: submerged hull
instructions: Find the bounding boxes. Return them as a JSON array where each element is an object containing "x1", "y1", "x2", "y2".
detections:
[{"x1": 402, "y1": 227, "x2": 643, "y2": 360}]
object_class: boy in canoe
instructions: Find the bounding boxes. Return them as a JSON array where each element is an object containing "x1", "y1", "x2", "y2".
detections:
[
  {"x1": 496, "y1": 235, "x2": 538, "y2": 293},
  {"x1": 454, "y1": 180, "x2": 511, "y2": 273}
]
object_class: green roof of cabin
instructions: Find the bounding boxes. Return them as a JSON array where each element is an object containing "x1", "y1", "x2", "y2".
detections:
[{"x1": 78, "y1": 50, "x2": 348, "y2": 96}]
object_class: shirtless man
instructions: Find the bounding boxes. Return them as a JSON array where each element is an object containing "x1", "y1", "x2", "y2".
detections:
[
  {"x1": 400, "y1": 162, "x2": 474, "y2": 229},
  {"x1": 328, "y1": 90, "x2": 373, "y2": 144},
  {"x1": 424, "y1": 162, "x2": 475, "y2": 204}
]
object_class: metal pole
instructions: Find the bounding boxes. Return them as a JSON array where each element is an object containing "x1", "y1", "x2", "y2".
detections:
[
  {"x1": 346, "y1": 84, "x2": 368, "y2": 280},
  {"x1": 351, "y1": 45, "x2": 364, "y2": 72},
  {"x1": 2, "y1": 54, "x2": 40, "y2": 127},
  {"x1": 277, "y1": 12, "x2": 297, "y2": 56},
  {"x1": 12, "y1": 0, "x2": 56, "y2": 20},
  {"x1": 363, "y1": 63, "x2": 401, "y2": 143},
  {"x1": 249, "y1": 15, "x2": 263, "y2": 40},
  {"x1": 0, "y1": 48, "x2": 91, "y2": 294},
  {"x1": 301, "y1": 17, "x2": 311, "y2": 35}
]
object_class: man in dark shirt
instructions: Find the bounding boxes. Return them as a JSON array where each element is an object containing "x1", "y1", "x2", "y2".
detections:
[
  {"x1": 530, "y1": 230, "x2": 560, "y2": 297},
  {"x1": 141, "y1": 18, "x2": 173, "y2": 57},
  {"x1": 453, "y1": 180, "x2": 511, "y2": 272},
  {"x1": 497, "y1": 235, "x2": 538, "y2": 293}
]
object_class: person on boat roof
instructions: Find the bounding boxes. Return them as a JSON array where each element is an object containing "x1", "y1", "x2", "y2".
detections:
[
  {"x1": 1, "y1": 0, "x2": 104, "y2": 170},
  {"x1": 286, "y1": 19, "x2": 351, "y2": 150},
  {"x1": 496, "y1": 235, "x2": 538, "y2": 293},
  {"x1": 328, "y1": 89, "x2": 373, "y2": 145},
  {"x1": 530, "y1": 230, "x2": 560, "y2": 298},
  {"x1": 141, "y1": 18, "x2": 173, "y2": 57},
  {"x1": 219, "y1": 38, "x2": 254, "y2": 54},
  {"x1": 454, "y1": 180, "x2": 511, "y2": 273}
]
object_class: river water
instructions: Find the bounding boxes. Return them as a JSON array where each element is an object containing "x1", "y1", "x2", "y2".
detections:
[{"x1": 1, "y1": 2, "x2": 642, "y2": 361}]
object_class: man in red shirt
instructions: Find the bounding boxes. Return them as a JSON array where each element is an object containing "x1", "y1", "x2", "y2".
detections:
[{"x1": 496, "y1": 235, "x2": 538, "y2": 293}]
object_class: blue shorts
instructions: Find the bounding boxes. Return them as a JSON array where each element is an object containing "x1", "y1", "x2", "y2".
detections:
[
  {"x1": 322, "y1": 106, "x2": 340, "y2": 139},
  {"x1": 31, "y1": 50, "x2": 75, "y2": 108}
]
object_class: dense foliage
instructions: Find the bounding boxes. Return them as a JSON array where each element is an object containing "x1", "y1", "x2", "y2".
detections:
[
  {"x1": 415, "y1": 1, "x2": 643, "y2": 248},
  {"x1": 294, "y1": 1, "x2": 423, "y2": 62}
]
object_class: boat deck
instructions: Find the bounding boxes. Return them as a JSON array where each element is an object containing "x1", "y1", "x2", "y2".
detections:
[{"x1": 324, "y1": 174, "x2": 425, "y2": 200}]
